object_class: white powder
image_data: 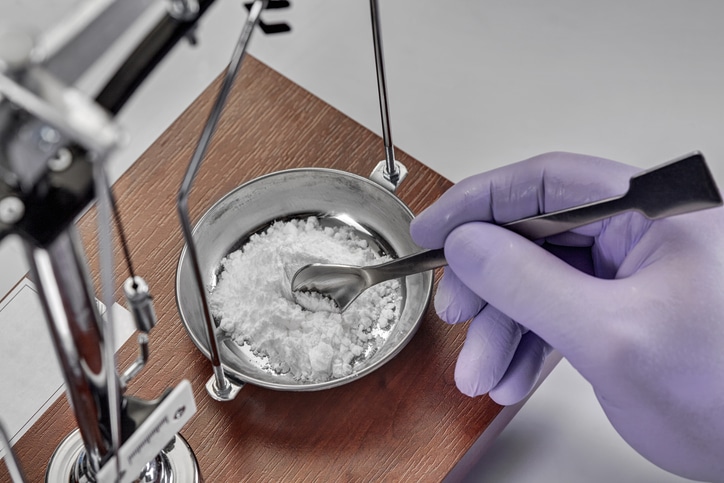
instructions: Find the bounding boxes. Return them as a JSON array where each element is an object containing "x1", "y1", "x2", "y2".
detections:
[{"x1": 209, "y1": 216, "x2": 402, "y2": 383}]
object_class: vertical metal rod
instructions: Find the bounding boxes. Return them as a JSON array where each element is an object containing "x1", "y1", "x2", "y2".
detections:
[
  {"x1": 24, "y1": 229, "x2": 113, "y2": 475},
  {"x1": 176, "y1": 0, "x2": 266, "y2": 400},
  {"x1": 93, "y1": 162, "x2": 123, "y2": 482},
  {"x1": 369, "y1": 0, "x2": 398, "y2": 182}
]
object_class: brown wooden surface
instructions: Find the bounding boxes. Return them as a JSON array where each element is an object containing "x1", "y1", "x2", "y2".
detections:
[{"x1": 1, "y1": 56, "x2": 502, "y2": 482}]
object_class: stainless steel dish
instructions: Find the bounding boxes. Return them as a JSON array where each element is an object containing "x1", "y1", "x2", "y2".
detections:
[{"x1": 175, "y1": 168, "x2": 433, "y2": 391}]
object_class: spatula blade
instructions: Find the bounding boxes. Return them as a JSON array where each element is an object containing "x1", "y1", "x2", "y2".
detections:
[{"x1": 626, "y1": 152, "x2": 723, "y2": 219}]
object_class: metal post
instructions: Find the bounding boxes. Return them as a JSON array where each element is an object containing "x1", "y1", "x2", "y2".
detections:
[{"x1": 24, "y1": 228, "x2": 115, "y2": 476}]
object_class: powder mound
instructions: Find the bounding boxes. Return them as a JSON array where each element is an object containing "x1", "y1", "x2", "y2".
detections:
[{"x1": 209, "y1": 216, "x2": 402, "y2": 383}]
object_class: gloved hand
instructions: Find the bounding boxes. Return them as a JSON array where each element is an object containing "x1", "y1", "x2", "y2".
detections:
[{"x1": 410, "y1": 152, "x2": 724, "y2": 481}]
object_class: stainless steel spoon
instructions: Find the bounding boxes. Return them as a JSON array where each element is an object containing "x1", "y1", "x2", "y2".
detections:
[{"x1": 292, "y1": 152, "x2": 722, "y2": 312}]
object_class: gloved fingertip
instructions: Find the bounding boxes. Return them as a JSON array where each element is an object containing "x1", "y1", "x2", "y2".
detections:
[
  {"x1": 488, "y1": 334, "x2": 550, "y2": 406},
  {"x1": 409, "y1": 215, "x2": 442, "y2": 249},
  {"x1": 453, "y1": 306, "x2": 522, "y2": 398},
  {"x1": 454, "y1": 341, "x2": 498, "y2": 397},
  {"x1": 434, "y1": 269, "x2": 486, "y2": 323},
  {"x1": 454, "y1": 365, "x2": 493, "y2": 398},
  {"x1": 434, "y1": 301, "x2": 464, "y2": 324},
  {"x1": 488, "y1": 381, "x2": 528, "y2": 406},
  {"x1": 434, "y1": 298, "x2": 484, "y2": 324},
  {"x1": 433, "y1": 292, "x2": 485, "y2": 324}
]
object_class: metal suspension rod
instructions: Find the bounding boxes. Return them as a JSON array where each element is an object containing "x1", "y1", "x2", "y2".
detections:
[
  {"x1": 176, "y1": 0, "x2": 267, "y2": 401},
  {"x1": 369, "y1": 0, "x2": 397, "y2": 182}
]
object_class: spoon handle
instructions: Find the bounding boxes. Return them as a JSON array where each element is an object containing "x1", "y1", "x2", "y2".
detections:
[
  {"x1": 368, "y1": 248, "x2": 447, "y2": 284},
  {"x1": 367, "y1": 194, "x2": 619, "y2": 280}
]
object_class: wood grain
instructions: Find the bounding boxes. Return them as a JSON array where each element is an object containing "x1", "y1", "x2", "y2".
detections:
[{"x1": 1, "y1": 56, "x2": 501, "y2": 482}]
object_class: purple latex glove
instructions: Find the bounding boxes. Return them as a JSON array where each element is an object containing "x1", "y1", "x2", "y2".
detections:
[{"x1": 410, "y1": 152, "x2": 724, "y2": 481}]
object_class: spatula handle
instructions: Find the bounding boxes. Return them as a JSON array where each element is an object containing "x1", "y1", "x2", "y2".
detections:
[
  {"x1": 370, "y1": 248, "x2": 447, "y2": 283},
  {"x1": 379, "y1": 195, "x2": 630, "y2": 276},
  {"x1": 396, "y1": 153, "x2": 722, "y2": 273},
  {"x1": 503, "y1": 195, "x2": 630, "y2": 239}
]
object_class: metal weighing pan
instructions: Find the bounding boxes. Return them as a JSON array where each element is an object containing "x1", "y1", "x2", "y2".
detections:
[{"x1": 176, "y1": 168, "x2": 433, "y2": 391}]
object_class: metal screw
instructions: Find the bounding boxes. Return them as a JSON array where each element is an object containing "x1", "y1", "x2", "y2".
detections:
[
  {"x1": 0, "y1": 196, "x2": 25, "y2": 224},
  {"x1": 48, "y1": 147, "x2": 73, "y2": 172}
]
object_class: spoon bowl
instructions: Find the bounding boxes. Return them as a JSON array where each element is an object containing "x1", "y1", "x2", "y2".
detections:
[{"x1": 292, "y1": 249, "x2": 446, "y2": 312}]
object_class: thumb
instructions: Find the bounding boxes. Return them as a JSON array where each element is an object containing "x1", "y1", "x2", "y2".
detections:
[{"x1": 444, "y1": 222, "x2": 610, "y2": 357}]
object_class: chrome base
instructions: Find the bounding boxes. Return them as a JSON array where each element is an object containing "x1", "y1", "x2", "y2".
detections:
[{"x1": 45, "y1": 429, "x2": 200, "y2": 483}]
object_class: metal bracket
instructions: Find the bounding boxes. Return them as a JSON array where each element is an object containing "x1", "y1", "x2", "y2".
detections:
[
  {"x1": 205, "y1": 373, "x2": 244, "y2": 402},
  {"x1": 370, "y1": 159, "x2": 408, "y2": 193}
]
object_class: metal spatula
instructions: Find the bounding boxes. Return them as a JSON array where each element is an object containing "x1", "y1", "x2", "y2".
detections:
[{"x1": 292, "y1": 152, "x2": 722, "y2": 312}]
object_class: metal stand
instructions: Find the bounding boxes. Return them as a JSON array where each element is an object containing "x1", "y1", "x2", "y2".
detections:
[
  {"x1": 0, "y1": 1, "x2": 220, "y2": 480},
  {"x1": 46, "y1": 430, "x2": 199, "y2": 483}
]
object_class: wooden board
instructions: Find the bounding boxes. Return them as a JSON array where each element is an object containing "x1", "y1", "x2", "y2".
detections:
[{"x1": 1, "y1": 56, "x2": 502, "y2": 482}]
